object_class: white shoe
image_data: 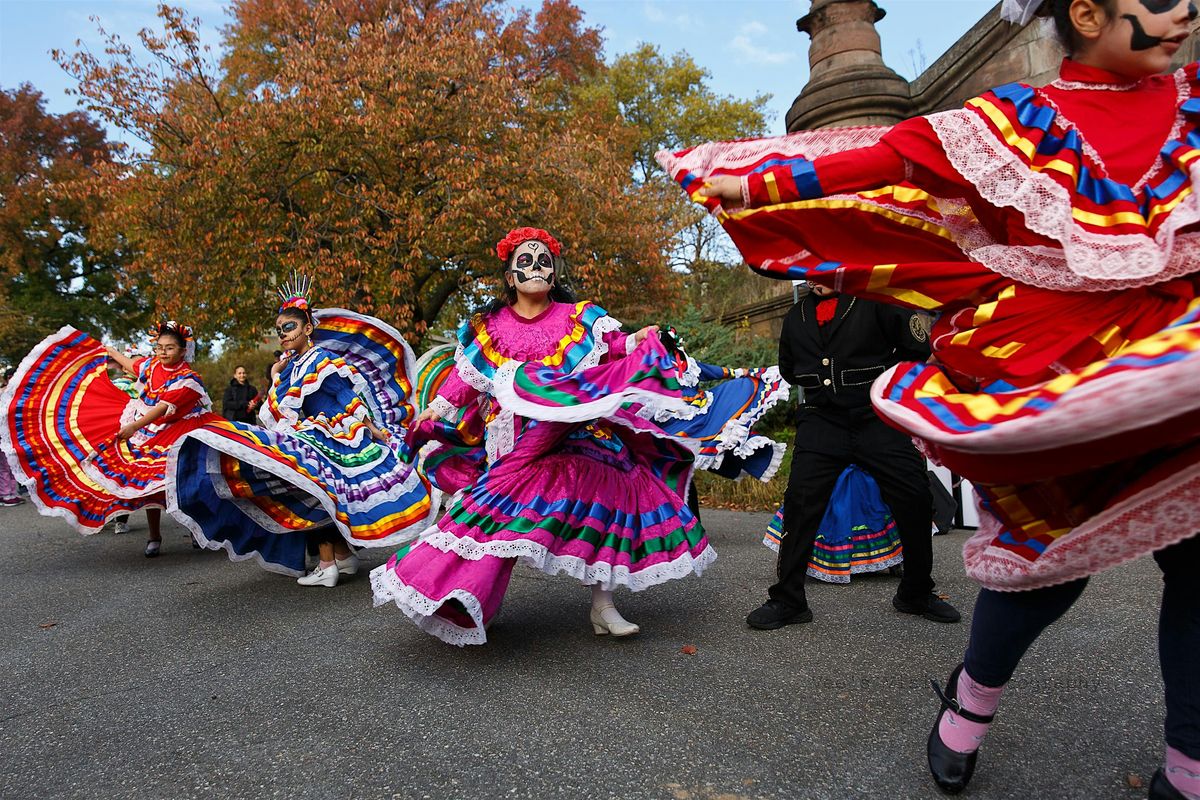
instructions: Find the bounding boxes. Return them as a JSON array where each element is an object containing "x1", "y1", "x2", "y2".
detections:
[
  {"x1": 590, "y1": 604, "x2": 640, "y2": 637},
  {"x1": 335, "y1": 553, "x2": 360, "y2": 576},
  {"x1": 297, "y1": 564, "x2": 339, "y2": 587},
  {"x1": 113, "y1": 521, "x2": 130, "y2": 535}
]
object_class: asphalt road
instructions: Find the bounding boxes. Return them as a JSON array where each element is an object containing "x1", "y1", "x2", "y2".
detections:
[{"x1": 0, "y1": 503, "x2": 1166, "y2": 800}]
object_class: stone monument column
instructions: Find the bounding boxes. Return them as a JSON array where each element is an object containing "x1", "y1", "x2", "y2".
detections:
[{"x1": 786, "y1": 0, "x2": 911, "y2": 131}]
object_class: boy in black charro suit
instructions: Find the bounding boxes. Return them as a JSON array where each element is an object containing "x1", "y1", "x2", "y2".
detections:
[{"x1": 747, "y1": 282, "x2": 960, "y2": 629}]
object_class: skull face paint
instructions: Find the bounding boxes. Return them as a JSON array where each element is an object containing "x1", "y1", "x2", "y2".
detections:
[
  {"x1": 507, "y1": 240, "x2": 555, "y2": 293},
  {"x1": 1086, "y1": 0, "x2": 1196, "y2": 78},
  {"x1": 1121, "y1": 0, "x2": 1197, "y2": 51}
]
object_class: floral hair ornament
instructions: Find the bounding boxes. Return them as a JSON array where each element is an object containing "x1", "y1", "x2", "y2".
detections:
[
  {"x1": 150, "y1": 320, "x2": 196, "y2": 362},
  {"x1": 495, "y1": 227, "x2": 562, "y2": 263},
  {"x1": 1000, "y1": 0, "x2": 1047, "y2": 24},
  {"x1": 276, "y1": 272, "x2": 314, "y2": 316}
]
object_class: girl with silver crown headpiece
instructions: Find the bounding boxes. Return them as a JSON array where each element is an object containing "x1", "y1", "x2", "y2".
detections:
[
  {"x1": 1, "y1": 319, "x2": 220, "y2": 557},
  {"x1": 661, "y1": 0, "x2": 1200, "y2": 796},
  {"x1": 166, "y1": 273, "x2": 438, "y2": 586}
]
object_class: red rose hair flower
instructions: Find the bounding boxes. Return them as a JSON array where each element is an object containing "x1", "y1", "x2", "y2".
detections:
[{"x1": 495, "y1": 227, "x2": 562, "y2": 263}]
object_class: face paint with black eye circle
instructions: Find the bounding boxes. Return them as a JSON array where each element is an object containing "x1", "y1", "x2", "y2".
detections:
[{"x1": 508, "y1": 241, "x2": 555, "y2": 288}]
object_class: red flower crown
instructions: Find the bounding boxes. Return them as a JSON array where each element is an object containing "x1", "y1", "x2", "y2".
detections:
[{"x1": 495, "y1": 227, "x2": 562, "y2": 263}]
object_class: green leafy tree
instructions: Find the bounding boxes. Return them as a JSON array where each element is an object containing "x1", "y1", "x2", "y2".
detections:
[{"x1": 576, "y1": 44, "x2": 770, "y2": 276}]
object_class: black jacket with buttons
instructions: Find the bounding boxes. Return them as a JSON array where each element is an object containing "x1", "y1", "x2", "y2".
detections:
[{"x1": 779, "y1": 293, "x2": 931, "y2": 413}]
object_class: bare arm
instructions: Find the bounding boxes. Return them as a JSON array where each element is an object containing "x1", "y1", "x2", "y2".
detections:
[
  {"x1": 116, "y1": 402, "x2": 169, "y2": 441},
  {"x1": 106, "y1": 348, "x2": 137, "y2": 375}
]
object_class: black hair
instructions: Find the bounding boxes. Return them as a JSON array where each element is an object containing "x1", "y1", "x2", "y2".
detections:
[
  {"x1": 156, "y1": 329, "x2": 187, "y2": 349},
  {"x1": 476, "y1": 252, "x2": 577, "y2": 317},
  {"x1": 277, "y1": 305, "x2": 314, "y2": 326},
  {"x1": 234, "y1": 364, "x2": 246, "y2": 372},
  {"x1": 1039, "y1": 0, "x2": 1116, "y2": 54}
]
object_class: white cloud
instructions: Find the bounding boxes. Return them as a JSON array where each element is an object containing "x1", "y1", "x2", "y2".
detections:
[
  {"x1": 643, "y1": 2, "x2": 666, "y2": 22},
  {"x1": 728, "y1": 21, "x2": 797, "y2": 67}
]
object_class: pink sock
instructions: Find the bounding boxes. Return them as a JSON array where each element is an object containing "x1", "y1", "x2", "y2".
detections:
[
  {"x1": 1167, "y1": 746, "x2": 1200, "y2": 800},
  {"x1": 938, "y1": 668, "x2": 1004, "y2": 754}
]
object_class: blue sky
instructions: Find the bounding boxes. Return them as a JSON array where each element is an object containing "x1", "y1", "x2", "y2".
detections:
[{"x1": 1, "y1": 0, "x2": 997, "y2": 136}]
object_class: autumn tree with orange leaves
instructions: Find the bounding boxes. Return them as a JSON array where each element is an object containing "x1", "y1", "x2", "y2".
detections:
[
  {"x1": 57, "y1": 0, "x2": 678, "y2": 344},
  {"x1": 0, "y1": 85, "x2": 149, "y2": 368}
]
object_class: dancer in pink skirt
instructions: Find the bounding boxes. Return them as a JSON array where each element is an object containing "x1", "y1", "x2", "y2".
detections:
[{"x1": 371, "y1": 227, "x2": 713, "y2": 645}]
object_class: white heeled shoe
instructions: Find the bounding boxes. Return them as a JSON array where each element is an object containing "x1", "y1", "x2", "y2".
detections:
[
  {"x1": 335, "y1": 553, "x2": 360, "y2": 576},
  {"x1": 297, "y1": 563, "x2": 339, "y2": 587},
  {"x1": 590, "y1": 604, "x2": 640, "y2": 637}
]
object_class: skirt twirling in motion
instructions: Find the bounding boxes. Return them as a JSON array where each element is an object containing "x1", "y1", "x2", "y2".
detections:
[
  {"x1": 371, "y1": 330, "x2": 714, "y2": 645},
  {"x1": 167, "y1": 309, "x2": 439, "y2": 575},
  {"x1": 1, "y1": 327, "x2": 218, "y2": 532}
]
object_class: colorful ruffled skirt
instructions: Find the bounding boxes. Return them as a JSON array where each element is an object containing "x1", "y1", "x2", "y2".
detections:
[
  {"x1": 659, "y1": 366, "x2": 788, "y2": 482},
  {"x1": 372, "y1": 335, "x2": 713, "y2": 645},
  {"x1": 166, "y1": 309, "x2": 438, "y2": 575},
  {"x1": 659, "y1": 136, "x2": 1200, "y2": 591},
  {"x1": 371, "y1": 420, "x2": 711, "y2": 645},
  {"x1": 763, "y1": 465, "x2": 901, "y2": 583},
  {"x1": 0, "y1": 327, "x2": 217, "y2": 532},
  {"x1": 168, "y1": 419, "x2": 438, "y2": 575}
]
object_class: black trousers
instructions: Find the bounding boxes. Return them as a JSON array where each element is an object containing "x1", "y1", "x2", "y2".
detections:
[
  {"x1": 772, "y1": 406, "x2": 935, "y2": 610},
  {"x1": 963, "y1": 534, "x2": 1200, "y2": 758}
]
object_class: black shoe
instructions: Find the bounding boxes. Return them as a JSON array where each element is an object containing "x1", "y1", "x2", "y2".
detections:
[
  {"x1": 1150, "y1": 768, "x2": 1188, "y2": 800},
  {"x1": 927, "y1": 664, "x2": 994, "y2": 795},
  {"x1": 745, "y1": 600, "x2": 813, "y2": 630},
  {"x1": 894, "y1": 592, "x2": 961, "y2": 623}
]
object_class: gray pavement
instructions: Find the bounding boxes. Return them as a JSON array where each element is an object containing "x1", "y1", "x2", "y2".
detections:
[{"x1": 0, "y1": 503, "x2": 1165, "y2": 800}]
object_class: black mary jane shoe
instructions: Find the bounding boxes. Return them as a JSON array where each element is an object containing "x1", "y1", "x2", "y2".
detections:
[
  {"x1": 1150, "y1": 768, "x2": 1188, "y2": 800},
  {"x1": 927, "y1": 664, "x2": 995, "y2": 795}
]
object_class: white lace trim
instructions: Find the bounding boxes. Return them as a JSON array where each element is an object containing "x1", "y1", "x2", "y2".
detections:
[
  {"x1": 743, "y1": 437, "x2": 787, "y2": 483},
  {"x1": 680, "y1": 356, "x2": 702, "y2": 388},
  {"x1": 420, "y1": 528, "x2": 717, "y2": 592},
  {"x1": 426, "y1": 396, "x2": 456, "y2": 420},
  {"x1": 369, "y1": 562, "x2": 488, "y2": 647},
  {"x1": 484, "y1": 408, "x2": 517, "y2": 463},
  {"x1": 1047, "y1": 79, "x2": 1142, "y2": 92},
  {"x1": 928, "y1": 106, "x2": 1200, "y2": 290},
  {"x1": 655, "y1": 126, "x2": 888, "y2": 179},
  {"x1": 964, "y1": 459, "x2": 1200, "y2": 591},
  {"x1": 806, "y1": 552, "x2": 904, "y2": 583}
]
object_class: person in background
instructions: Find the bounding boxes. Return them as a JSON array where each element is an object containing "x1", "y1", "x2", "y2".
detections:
[
  {"x1": 745, "y1": 282, "x2": 957, "y2": 630},
  {"x1": 221, "y1": 365, "x2": 260, "y2": 424}
]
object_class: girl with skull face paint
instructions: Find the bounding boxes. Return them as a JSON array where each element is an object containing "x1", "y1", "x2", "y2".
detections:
[
  {"x1": 1, "y1": 321, "x2": 221, "y2": 557},
  {"x1": 371, "y1": 227, "x2": 713, "y2": 644},
  {"x1": 661, "y1": 0, "x2": 1200, "y2": 796},
  {"x1": 165, "y1": 275, "x2": 438, "y2": 585}
]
